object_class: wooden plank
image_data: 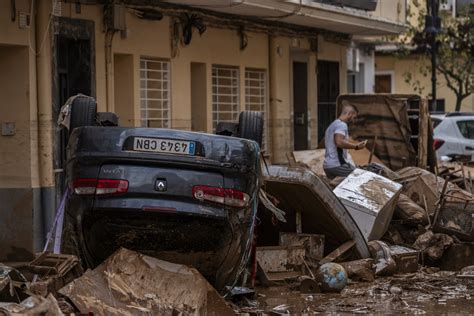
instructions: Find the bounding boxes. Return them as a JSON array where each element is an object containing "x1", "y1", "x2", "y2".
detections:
[
  {"x1": 287, "y1": 152, "x2": 297, "y2": 167},
  {"x1": 417, "y1": 98, "x2": 429, "y2": 170},
  {"x1": 469, "y1": 171, "x2": 473, "y2": 193},
  {"x1": 368, "y1": 135, "x2": 378, "y2": 164},
  {"x1": 462, "y1": 166, "x2": 468, "y2": 190},
  {"x1": 319, "y1": 240, "x2": 356, "y2": 265},
  {"x1": 431, "y1": 177, "x2": 450, "y2": 230}
]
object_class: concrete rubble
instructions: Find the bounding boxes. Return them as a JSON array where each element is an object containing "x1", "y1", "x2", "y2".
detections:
[{"x1": 1, "y1": 153, "x2": 474, "y2": 314}]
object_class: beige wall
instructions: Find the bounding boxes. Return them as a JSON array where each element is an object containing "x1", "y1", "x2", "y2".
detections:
[
  {"x1": 58, "y1": 3, "x2": 350, "y2": 163},
  {"x1": 0, "y1": 45, "x2": 31, "y2": 188},
  {"x1": 0, "y1": 2, "x2": 352, "y2": 179},
  {"x1": 0, "y1": 0, "x2": 30, "y2": 46},
  {"x1": 60, "y1": 5, "x2": 269, "y2": 130},
  {"x1": 375, "y1": 55, "x2": 474, "y2": 112},
  {"x1": 0, "y1": 0, "x2": 42, "y2": 189},
  {"x1": 371, "y1": 0, "x2": 407, "y2": 24},
  {"x1": 114, "y1": 54, "x2": 135, "y2": 127},
  {"x1": 268, "y1": 35, "x2": 348, "y2": 162}
]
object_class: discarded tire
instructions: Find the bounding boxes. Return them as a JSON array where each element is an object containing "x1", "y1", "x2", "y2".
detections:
[
  {"x1": 69, "y1": 95, "x2": 97, "y2": 134},
  {"x1": 238, "y1": 111, "x2": 263, "y2": 147},
  {"x1": 316, "y1": 263, "x2": 347, "y2": 293}
]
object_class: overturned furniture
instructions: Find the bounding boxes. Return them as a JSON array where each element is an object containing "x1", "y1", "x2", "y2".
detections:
[
  {"x1": 257, "y1": 165, "x2": 370, "y2": 280},
  {"x1": 333, "y1": 168, "x2": 402, "y2": 241}
]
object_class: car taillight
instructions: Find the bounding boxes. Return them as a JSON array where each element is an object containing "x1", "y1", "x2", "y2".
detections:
[
  {"x1": 192, "y1": 185, "x2": 250, "y2": 208},
  {"x1": 433, "y1": 138, "x2": 445, "y2": 150},
  {"x1": 73, "y1": 178, "x2": 128, "y2": 196}
]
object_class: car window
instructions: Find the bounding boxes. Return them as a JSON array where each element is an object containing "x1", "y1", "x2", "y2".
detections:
[
  {"x1": 431, "y1": 118, "x2": 442, "y2": 129},
  {"x1": 456, "y1": 120, "x2": 474, "y2": 139}
]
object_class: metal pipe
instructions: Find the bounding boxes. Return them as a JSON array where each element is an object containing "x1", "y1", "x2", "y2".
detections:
[{"x1": 428, "y1": 0, "x2": 439, "y2": 110}]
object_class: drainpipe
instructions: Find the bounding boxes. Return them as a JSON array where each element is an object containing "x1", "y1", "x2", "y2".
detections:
[
  {"x1": 268, "y1": 34, "x2": 276, "y2": 161},
  {"x1": 34, "y1": 0, "x2": 55, "y2": 250},
  {"x1": 105, "y1": 31, "x2": 116, "y2": 112}
]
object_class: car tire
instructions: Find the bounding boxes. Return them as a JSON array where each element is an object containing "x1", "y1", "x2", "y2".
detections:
[
  {"x1": 238, "y1": 111, "x2": 264, "y2": 147},
  {"x1": 69, "y1": 96, "x2": 97, "y2": 135}
]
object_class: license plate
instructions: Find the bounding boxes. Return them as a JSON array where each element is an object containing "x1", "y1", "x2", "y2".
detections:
[{"x1": 132, "y1": 137, "x2": 195, "y2": 155}]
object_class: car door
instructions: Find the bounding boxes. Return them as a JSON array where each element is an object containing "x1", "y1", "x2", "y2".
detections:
[
  {"x1": 455, "y1": 119, "x2": 474, "y2": 157},
  {"x1": 435, "y1": 119, "x2": 456, "y2": 158}
]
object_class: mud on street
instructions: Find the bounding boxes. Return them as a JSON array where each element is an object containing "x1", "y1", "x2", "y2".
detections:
[{"x1": 245, "y1": 271, "x2": 474, "y2": 315}]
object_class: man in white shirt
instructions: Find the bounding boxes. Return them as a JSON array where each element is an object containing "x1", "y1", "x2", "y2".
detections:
[{"x1": 323, "y1": 104, "x2": 367, "y2": 179}]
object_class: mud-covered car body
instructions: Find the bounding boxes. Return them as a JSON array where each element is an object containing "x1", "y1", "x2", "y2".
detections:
[{"x1": 62, "y1": 126, "x2": 260, "y2": 290}]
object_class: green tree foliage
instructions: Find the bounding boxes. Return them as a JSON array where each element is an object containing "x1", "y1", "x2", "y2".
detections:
[{"x1": 398, "y1": 1, "x2": 473, "y2": 111}]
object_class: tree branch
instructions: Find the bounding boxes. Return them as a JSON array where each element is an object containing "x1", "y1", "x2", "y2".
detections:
[{"x1": 439, "y1": 67, "x2": 461, "y2": 96}]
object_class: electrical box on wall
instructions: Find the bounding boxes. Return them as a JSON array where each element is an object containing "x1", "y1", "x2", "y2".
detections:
[
  {"x1": 113, "y1": 4, "x2": 126, "y2": 31},
  {"x1": 2, "y1": 122, "x2": 16, "y2": 136},
  {"x1": 18, "y1": 12, "x2": 30, "y2": 29}
]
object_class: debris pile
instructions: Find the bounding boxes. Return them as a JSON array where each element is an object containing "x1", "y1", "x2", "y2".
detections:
[
  {"x1": 244, "y1": 157, "x2": 474, "y2": 313},
  {"x1": 0, "y1": 249, "x2": 233, "y2": 315},
  {"x1": 0, "y1": 253, "x2": 82, "y2": 315},
  {"x1": 1, "y1": 159, "x2": 473, "y2": 314}
]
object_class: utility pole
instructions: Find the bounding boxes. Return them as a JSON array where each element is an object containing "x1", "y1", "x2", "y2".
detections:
[{"x1": 425, "y1": 0, "x2": 441, "y2": 111}]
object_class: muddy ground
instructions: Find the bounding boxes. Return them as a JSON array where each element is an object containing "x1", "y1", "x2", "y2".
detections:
[{"x1": 235, "y1": 270, "x2": 474, "y2": 315}]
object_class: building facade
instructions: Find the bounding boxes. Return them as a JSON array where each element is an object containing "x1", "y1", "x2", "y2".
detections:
[
  {"x1": 0, "y1": 0, "x2": 406, "y2": 259},
  {"x1": 374, "y1": 0, "x2": 474, "y2": 112}
]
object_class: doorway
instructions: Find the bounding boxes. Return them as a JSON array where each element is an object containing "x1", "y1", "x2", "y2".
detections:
[
  {"x1": 114, "y1": 54, "x2": 134, "y2": 126},
  {"x1": 317, "y1": 60, "x2": 340, "y2": 143},
  {"x1": 53, "y1": 18, "x2": 95, "y2": 203},
  {"x1": 191, "y1": 62, "x2": 207, "y2": 132},
  {"x1": 293, "y1": 61, "x2": 308, "y2": 150},
  {"x1": 374, "y1": 73, "x2": 393, "y2": 93}
]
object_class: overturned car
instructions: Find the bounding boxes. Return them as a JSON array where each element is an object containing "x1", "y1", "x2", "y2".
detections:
[{"x1": 60, "y1": 95, "x2": 263, "y2": 291}]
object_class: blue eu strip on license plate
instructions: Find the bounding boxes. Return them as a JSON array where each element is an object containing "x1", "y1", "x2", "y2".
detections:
[{"x1": 188, "y1": 142, "x2": 196, "y2": 155}]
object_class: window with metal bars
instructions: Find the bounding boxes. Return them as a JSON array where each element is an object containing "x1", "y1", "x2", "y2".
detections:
[
  {"x1": 140, "y1": 58, "x2": 170, "y2": 128},
  {"x1": 245, "y1": 68, "x2": 268, "y2": 151},
  {"x1": 212, "y1": 65, "x2": 240, "y2": 132}
]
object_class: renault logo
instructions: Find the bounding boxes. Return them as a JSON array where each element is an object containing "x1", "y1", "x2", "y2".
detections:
[{"x1": 155, "y1": 179, "x2": 167, "y2": 192}]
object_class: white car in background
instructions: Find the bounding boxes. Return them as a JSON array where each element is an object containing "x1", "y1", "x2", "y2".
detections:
[{"x1": 431, "y1": 113, "x2": 474, "y2": 161}]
